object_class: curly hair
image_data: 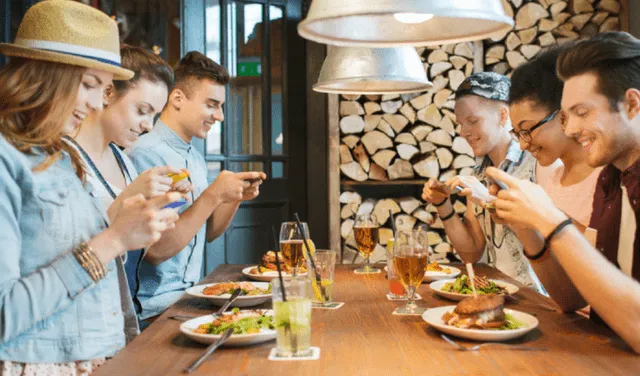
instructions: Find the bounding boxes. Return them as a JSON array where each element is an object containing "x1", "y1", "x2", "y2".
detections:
[{"x1": 509, "y1": 44, "x2": 574, "y2": 112}]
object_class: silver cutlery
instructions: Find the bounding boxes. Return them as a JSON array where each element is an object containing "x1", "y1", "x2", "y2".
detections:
[
  {"x1": 441, "y1": 334, "x2": 548, "y2": 352},
  {"x1": 169, "y1": 288, "x2": 243, "y2": 321},
  {"x1": 184, "y1": 327, "x2": 234, "y2": 373}
]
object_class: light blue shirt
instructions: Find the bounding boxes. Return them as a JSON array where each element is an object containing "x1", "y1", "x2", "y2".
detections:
[
  {"x1": 0, "y1": 135, "x2": 137, "y2": 363},
  {"x1": 127, "y1": 120, "x2": 209, "y2": 319}
]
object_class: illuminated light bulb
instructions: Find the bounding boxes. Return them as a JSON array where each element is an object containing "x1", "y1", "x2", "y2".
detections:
[{"x1": 393, "y1": 13, "x2": 434, "y2": 24}]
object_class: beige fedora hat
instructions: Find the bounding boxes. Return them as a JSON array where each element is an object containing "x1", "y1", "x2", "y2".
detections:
[{"x1": 0, "y1": 0, "x2": 133, "y2": 80}]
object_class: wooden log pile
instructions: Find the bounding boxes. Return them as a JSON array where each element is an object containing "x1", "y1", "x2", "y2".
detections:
[
  {"x1": 339, "y1": 43, "x2": 479, "y2": 183},
  {"x1": 340, "y1": 191, "x2": 458, "y2": 263},
  {"x1": 486, "y1": 0, "x2": 622, "y2": 77}
]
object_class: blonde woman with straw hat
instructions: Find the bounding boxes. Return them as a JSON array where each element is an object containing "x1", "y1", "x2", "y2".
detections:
[{"x1": 0, "y1": 1, "x2": 181, "y2": 374}]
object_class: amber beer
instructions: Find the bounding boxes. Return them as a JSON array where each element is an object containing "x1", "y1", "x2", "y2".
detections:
[
  {"x1": 280, "y1": 240, "x2": 304, "y2": 269},
  {"x1": 353, "y1": 226, "x2": 379, "y2": 257},
  {"x1": 394, "y1": 254, "x2": 428, "y2": 289}
]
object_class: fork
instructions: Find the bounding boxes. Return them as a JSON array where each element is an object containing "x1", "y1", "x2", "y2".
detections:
[
  {"x1": 169, "y1": 288, "x2": 243, "y2": 321},
  {"x1": 440, "y1": 334, "x2": 548, "y2": 351}
]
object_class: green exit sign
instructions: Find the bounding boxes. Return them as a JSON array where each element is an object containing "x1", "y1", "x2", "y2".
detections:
[{"x1": 237, "y1": 61, "x2": 261, "y2": 77}]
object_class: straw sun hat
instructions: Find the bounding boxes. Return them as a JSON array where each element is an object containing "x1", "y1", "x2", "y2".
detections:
[{"x1": 0, "y1": 0, "x2": 133, "y2": 80}]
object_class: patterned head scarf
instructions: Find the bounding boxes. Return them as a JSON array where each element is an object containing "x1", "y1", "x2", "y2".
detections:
[{"x1": 455, "y1": 72, "x2": 510, "y2": 102}]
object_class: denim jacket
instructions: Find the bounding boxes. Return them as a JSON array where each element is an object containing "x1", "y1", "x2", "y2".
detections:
[
  {"x1": 0, "y1": 135, "x2": 138, "y2": 362},
  {"x1": 127, "y1": 120, "x2": 208, "y2": 320}
]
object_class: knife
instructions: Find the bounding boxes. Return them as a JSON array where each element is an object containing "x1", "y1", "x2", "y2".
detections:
[{"x1": 184, "y1": 327, "x2": 234, "y2": 373}]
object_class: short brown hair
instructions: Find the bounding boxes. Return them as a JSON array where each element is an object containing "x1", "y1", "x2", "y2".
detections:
[
  {"x1": 112, "y1": 45, "x2": 174, "y2": 98},
  {"x1": 557, "y1": 32, "x2": 640, "y2": 110},
  {"x1": 173, "y1": 51, "x2": 229, "y2": 96}
]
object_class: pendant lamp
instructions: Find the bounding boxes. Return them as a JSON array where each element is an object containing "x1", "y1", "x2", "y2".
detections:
[
  {"x1": 298, "y1": 0, "x2": 514, "y2": 47},
  {"x1": 313, "y1": 46, "x2": 431, "y2": 94}
]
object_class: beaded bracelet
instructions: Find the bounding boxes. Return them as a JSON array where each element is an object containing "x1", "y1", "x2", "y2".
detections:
[{"x1": 73, "y1": 242, "x2": 106, "y2": 282}]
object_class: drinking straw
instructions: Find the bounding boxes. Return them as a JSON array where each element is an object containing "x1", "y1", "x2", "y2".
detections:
[
  {"x1": 294, "y1": 213, "x2": 327, "y2": 301},
  {"x1": 465, "y1": 263, "x2": 478, "y2": 299},
  {"x1": 389, "y1": 209, "x2": 397, "y2": 234},
  {"x1": 271, "y1": 226, "x2": 287, "y2": 302},
  {"x1": 272, "y1": 226, "x2": 297, "y2": 354}
]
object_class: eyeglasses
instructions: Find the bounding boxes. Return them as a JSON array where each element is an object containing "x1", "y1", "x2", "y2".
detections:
[{"x1": 510, "y1": 109, "x2": 559, "y2": 143}]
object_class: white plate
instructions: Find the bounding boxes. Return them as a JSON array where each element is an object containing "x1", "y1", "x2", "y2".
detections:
[
  {"x1": 383, "y1": 265, "x2": 462, "y2": 282},
  {"x1": 424, "y1": 266, "x2": 461, "y2": 282},
  {"x1": 422, "y1": 306, "x2": 539, "y2": 341},
  {"x1": 180, "y1": 309, "x2": 276, "y2": 346},
  {"x1": 185, "y1": 282, "x2": 272, "y2": 308},
  {"x1": 429, "y1": 279, "x2": 519, "y2": 301},
  {"x1": 242, "y1": 266, "x2": 307, "y2": 282}
]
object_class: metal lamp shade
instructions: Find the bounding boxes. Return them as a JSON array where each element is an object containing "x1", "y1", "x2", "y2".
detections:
[
  {"x1": 313, "y1": 46, "x2": 431, "y2": 94},
  {"x1": 298, "y1": 0, "x2": 514, "y2": 47}
]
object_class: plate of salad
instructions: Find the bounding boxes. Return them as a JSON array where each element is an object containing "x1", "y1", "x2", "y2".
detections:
[
  {"x1": 430, "y1": 275, "x2": 519, "y2": 301},
  {"x1": 186, "y1": 281, "x2": 272, "y2": 308},
  {"x1": 180, "y1": 309, "x2": 276, "y2": 346}
]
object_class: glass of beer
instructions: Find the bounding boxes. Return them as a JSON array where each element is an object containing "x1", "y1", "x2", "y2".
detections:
[
  {"x1": 280, "y1": 222, "x2": 310, "y2": 277},
  {"x1": 353, "y1": 214, "x2": 380, "y2": 274},
  {"x1": 386, "y1": 238, "x2": 406, "y2": 299},
  {"x1": 393, "y1": 229, "x2": 429, "y2": 315}
]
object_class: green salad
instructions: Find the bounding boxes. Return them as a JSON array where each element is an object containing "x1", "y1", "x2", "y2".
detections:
[
  {"x1": 495, "y1": 313, "x2": 527, "y2": 330},
  {"x1": 195, "y1": 308, "x2": 275, "y2": 335},
  {"x1": 441, "y1": 275, "x2": 507, "y2": 295}
]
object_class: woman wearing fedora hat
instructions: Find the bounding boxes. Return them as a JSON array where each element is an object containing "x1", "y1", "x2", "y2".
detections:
[
  {"x1": 0, "y1": 1, "x2": 181, "y2": 374},
  {"x1": 66, "y1": 45, "x2": 193, "y2": 315}
]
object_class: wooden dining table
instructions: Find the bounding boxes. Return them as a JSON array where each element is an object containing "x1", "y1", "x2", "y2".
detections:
[{"x1": 94, "y1": 263, "x2": 640, "y2": 376}]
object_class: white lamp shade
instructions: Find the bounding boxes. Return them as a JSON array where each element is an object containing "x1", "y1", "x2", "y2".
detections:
[{"x1": 299, "y1": 0, "x2": 514, "y2": 47}]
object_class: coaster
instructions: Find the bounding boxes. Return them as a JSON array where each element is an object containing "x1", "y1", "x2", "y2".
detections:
[
  {"x1": 312, "y1": 302, "x2": 344, "y2": 310},
  {"x1": 392, "y1": 308, "x2": 426, "y2": 316},
  {"x1": 268, "y1": 347, "x2": 321, "y2": 361},
  {"x1": 386, "y1": 293, "x2": 422, "y2": 301},
  {"x1": 354, "y1": 268, "x2": 382, "y2": 275}
]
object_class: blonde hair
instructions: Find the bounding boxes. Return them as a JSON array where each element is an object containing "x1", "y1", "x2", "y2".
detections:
[{"x1": 0, "y1": 57, "x2": 86, "y2": 179}]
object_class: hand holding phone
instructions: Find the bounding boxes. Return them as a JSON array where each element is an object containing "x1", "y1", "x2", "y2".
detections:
[
  {"x1": 167, "y1": 169, "x2": 190, "y2": 184},
  {"x1": 163, "y1": 197, "x2": 188, "y2": 209}
]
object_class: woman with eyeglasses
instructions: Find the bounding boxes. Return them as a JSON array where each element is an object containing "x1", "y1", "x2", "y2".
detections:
[
  {"x1": 503, "y1": 44, "x2": 602, "y2": 313},
  {"x1": 509, "y1": 44, "x2": 602, "y2": 230}
]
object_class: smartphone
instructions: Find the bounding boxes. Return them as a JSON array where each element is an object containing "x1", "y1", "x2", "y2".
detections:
[
  {"x1": 486, "y1": 176, "x2": 509, "y2": 190},
  {"x1": 163, "y1": 197, "x2": 188, "y2": 210},
  {"x1": 167, "y1": 169, "x2": 190, "y2": 184}
]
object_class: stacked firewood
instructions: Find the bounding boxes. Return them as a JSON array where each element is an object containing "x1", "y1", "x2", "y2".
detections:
[
  {"x1": 340, "y1": 191, "x2": 461, "y2": 263},
  {"x1": 486, "y1": 0, "x2": 622, "y2": 76},
  {"x1": 339, "y1": 43, "x2": 478, "y2": 184}
]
